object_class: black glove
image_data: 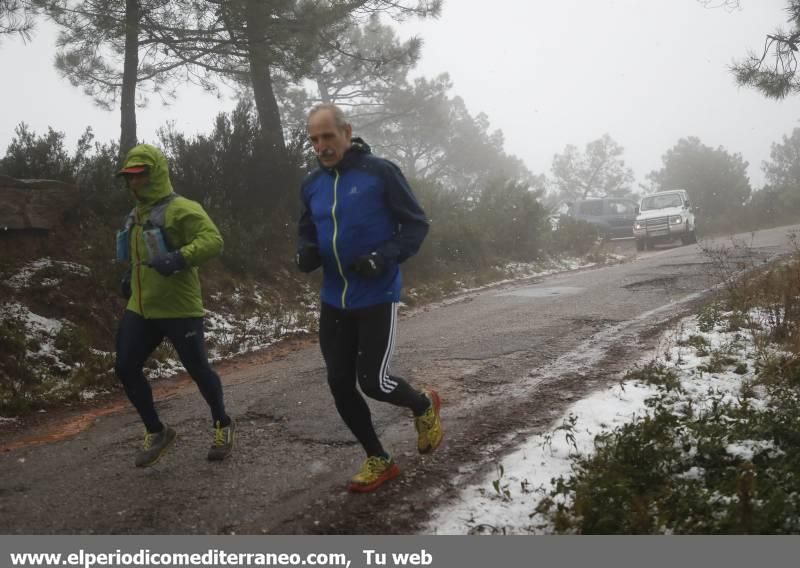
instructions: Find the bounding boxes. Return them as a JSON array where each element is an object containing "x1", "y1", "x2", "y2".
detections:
[
  {"x1": 350, "y1": 251, "x2": 386, "y2": 279},
  {"x1": 145, "y1": 250, "x2": 186, "y2": 277},
  {"x1": 120, "y1": 268, "x2": 132, "y2": 299},
  {"x1": 296, "y1": 245, "x2": 322, "y2": 273}
]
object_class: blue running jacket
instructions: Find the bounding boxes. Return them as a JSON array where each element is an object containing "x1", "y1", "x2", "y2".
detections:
[{"x1": 298, "y1": 139, "x2": 429, "y2": 310}]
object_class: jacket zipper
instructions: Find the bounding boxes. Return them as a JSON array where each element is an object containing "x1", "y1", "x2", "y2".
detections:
[{"x1": 331, "y1": 170, "x2": 348, "y2": 308}]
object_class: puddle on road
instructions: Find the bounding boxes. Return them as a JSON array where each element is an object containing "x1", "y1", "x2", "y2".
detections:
[
  {"x1": 496, "y1": 286, "x2": 584, "y2": 298},
  {"x1": 623, "y1": 276, "x2": 679, "y2": 290}
]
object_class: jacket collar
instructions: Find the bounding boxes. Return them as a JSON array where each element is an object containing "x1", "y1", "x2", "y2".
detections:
[{"x1": 319, "y1": 137, "x2": 371, "y2": 174}]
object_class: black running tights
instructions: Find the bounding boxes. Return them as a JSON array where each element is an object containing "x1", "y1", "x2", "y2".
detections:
[{"x1": 319, "y1": 302, "x2": 429, "y2": 457}]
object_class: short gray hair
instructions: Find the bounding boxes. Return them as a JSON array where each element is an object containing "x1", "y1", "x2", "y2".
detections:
[{"x1": 307, "y1": 103, "x2": 349, "y2": 130}]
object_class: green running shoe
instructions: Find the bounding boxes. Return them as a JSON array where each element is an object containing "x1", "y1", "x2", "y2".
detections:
[
  {"x1": 135, "y1": 425, "x2": 176, "y2": 468},
  {"x1": 208, "y1": 418, "x2": 235, "y2": 461}
]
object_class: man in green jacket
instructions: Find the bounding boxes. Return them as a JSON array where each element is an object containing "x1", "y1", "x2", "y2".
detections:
[{"x1": 114, "y1": 144, "x2": 234, "y2": 467}]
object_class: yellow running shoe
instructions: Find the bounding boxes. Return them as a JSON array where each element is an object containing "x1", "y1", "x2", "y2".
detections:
[
  {"x1": 415, "y1": 389, "x2": 443, "y2": 454},
  {"x1": 348, "y1": 455, "x2": 400, "y2": 493}
]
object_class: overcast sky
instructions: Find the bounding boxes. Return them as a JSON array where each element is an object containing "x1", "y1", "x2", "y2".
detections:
[{"x1": 2, "y1": 0, "x2": 799, "y2": 189}]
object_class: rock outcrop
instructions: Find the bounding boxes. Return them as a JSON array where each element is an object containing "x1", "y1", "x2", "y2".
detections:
[{"x1": 0, "y1": 175, "x2": 79, "y2": 231}]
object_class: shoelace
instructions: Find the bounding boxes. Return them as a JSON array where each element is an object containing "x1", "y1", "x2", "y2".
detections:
[
  {"x1": 417, "y1": 409, "x2": 435, "y2": 430},
  {"x1": 364, "y1": 457, "x2": 388, "y2": 475},
  {"x1": 143, "y1": 432, "x2": 154, "y2": 450},
  {"x1": 213, "y1": 423, "x2": 226, "y2": 446}
]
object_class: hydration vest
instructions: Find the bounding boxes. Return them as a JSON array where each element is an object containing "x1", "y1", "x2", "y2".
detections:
[
  {"x1": 117, "y1": 193, "x2": 179, "y2": 262},
  {"x1": 123, "y1": 192, "x2": 179, "y2": 235}
]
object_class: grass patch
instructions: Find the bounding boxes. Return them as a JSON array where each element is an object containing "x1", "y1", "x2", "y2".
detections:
[
  {"x1": 697, "y1": 348, "x2": 740, "y2": 374},
  {"x1": 623, "y1": 361, "x2": 682, "y2": 392},
  {"x1": 697, "y1": 303, "x2": 725, "y2": 333},
  {"x1": 678, "y1": 334, "x2": 711, "y2": 357}
]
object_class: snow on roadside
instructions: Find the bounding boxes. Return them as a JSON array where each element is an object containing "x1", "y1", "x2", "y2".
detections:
[
  {"x1": 204, "y1": 285, "x2": 319, "y2": 359},
  {"x1": 1, "y1": 302, "x2": 65, "y2": 366},
  {"x1": 428, "y1": 381, "x2": 659, "y2": 534},
  {"x1": 425, "y1": 312, "x2": 765, "y2": 535},
  {"x1": 0, "y1": 302, "x2": 63, "y2": 335},
  {"x1": 406, "y1": 257, "x2": 599, "y2": 308},
  {"x1": 4, "y1": 258, "x2": 90, "y2": 289},
  {"x1": 204, "y1": 307, "x2": 315, "y2": 359}
]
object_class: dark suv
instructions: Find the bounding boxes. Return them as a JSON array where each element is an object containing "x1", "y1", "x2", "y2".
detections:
[{"x1": 565, "y1": 198, "x2": 638, "y2": 239}]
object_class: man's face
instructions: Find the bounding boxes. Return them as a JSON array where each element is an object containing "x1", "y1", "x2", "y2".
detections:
[
  {"x1": 123, "y1": 172, "x2": 150, "y2": 194},
  {"x1": 307, "y1": 110, "x2": 352, "y2": 168}
]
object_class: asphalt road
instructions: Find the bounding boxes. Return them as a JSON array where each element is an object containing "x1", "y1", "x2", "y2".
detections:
[{"x1": 1, "y1": 225, "x2": 798, "y2": 534}]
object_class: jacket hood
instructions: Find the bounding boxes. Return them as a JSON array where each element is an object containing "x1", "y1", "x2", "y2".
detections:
[
  {"x1": 349, "y1": 137, "x2": 371, "y2": 155},
  {"x1": 121, "y1": 144, "x2": 174, "y2": 205},
  {"x1": 320, "y1": 137, "x2": 372, "y2": 173}
]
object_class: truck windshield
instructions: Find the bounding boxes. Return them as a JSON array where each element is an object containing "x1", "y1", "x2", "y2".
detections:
[{"x1": 641, "y1": 194, "x2": 682, "y2": 211}]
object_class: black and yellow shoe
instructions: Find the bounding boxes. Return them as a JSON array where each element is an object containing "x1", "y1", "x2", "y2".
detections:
[
  {"x1": 415, "y1": 389, "x2": 443, "y2": 454},
  {"x1": 135, "y1": 425, "x2": 176, "y2": 468},
  {"x1": 348, "y1": 455, "x2": 400, "y2": 493},
  {"x1": 208, "y1": 418, "x2": 235, "y2": 461}
]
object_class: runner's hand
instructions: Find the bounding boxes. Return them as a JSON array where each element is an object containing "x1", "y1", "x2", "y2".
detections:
[
  {"x1": 120, "y1": 268, "x2": 132, "y2": 299},
  {"x1": 350, "y1": 252, "x2": 386, "y2": 279},
  {"x1": 145, "y1": 250, "x2": 186, "y2": 277},
  {"x1": 296, "y1": 245, "x2": 322, "y2": 273}
]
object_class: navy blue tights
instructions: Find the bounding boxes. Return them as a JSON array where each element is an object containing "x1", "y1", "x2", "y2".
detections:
[{"x1": 114, "y1": 310, "x2": 229, "y2": 433}]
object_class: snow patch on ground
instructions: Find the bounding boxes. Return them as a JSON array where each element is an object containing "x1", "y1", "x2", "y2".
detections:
[
  {"x1": 5, "y1": 258, "x2": 90, "y2": 289},
  {"x1": 425, "y1": 312, "x2": 768, "y2": 535},
  {"x1": 468, "y1": 258, "x2": 596, "y2": 295},
  {"x1": 204, "y1": 285, "x2": 319, "y2": 359},
  {"x1": 428, "y1": 381, "x2": 658, "y2": 534},
  {"x1": 407, "y1": 257, "x2": 598, "y2": 310},
  {"x1": 1, "y1": 302, "x2": 65, "y2": 361}
]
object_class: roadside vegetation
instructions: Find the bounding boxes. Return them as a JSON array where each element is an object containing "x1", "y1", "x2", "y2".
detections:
[
  {"x1": 0, "y1": 120, "x2": 606, "y2": 416},
  {"x1": 537, "y1": 239, "x2": 800, "y2": 533}
]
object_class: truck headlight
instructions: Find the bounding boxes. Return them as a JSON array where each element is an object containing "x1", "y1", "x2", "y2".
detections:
[
  {"x1": 634, "y1": 222, "x2": 643, "y2": 230},
  {"x1": 669, "y1": 215, "x2": 683, "y2": 225}
]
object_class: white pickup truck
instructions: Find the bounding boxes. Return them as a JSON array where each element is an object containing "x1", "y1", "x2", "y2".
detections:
[{"x1": 633, "y1": 189, "x2": 697, "y2": 251}]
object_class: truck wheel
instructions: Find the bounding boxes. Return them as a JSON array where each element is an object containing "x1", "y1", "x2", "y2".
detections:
[
  {"x1": 636, "y1": 239, "x2": 645, "y2": 252},
  {"x1": 681, "y1": 231, "x2": 697, "y2": 246},
  {"x1": 645, "y1": 239, "x2": 654, "y2": 251}
]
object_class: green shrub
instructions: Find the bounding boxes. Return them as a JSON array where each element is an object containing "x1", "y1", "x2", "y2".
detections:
[
  {"x1": 623, "y1": 361, "x2": 682, "y2": 391},
  {"x1": 548, "y1": 216, "x2": 598, "y2": 257},
  {"x1": 542, "y1": 384, "x2": 800, "y2": 533},
  {"x1": 0, "y1": 317, "x2": 41, "y2": 414}
]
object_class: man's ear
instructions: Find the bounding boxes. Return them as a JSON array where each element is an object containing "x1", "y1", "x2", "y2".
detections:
[{"x1": 344, "y1": 123, "x2": 353, "y2": 139}]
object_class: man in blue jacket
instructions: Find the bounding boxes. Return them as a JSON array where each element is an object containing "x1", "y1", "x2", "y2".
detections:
[{"x1": 297, "y1": 103, "x2": 443, "y2": 493}]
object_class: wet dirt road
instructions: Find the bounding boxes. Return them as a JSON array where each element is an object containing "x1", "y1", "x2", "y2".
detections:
[{"x1": 1, "y1": 226, "x2": 798, "y2": 534}]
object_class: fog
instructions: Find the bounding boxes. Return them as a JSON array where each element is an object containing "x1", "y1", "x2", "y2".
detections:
[{"x1": 2, "y1": 0, "x2": 799, "y2": 188}]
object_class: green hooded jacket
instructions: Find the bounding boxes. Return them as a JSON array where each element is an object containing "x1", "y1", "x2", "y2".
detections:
[{"x1": 120, "y1": 144, "x2": 223, "y2": 319}]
